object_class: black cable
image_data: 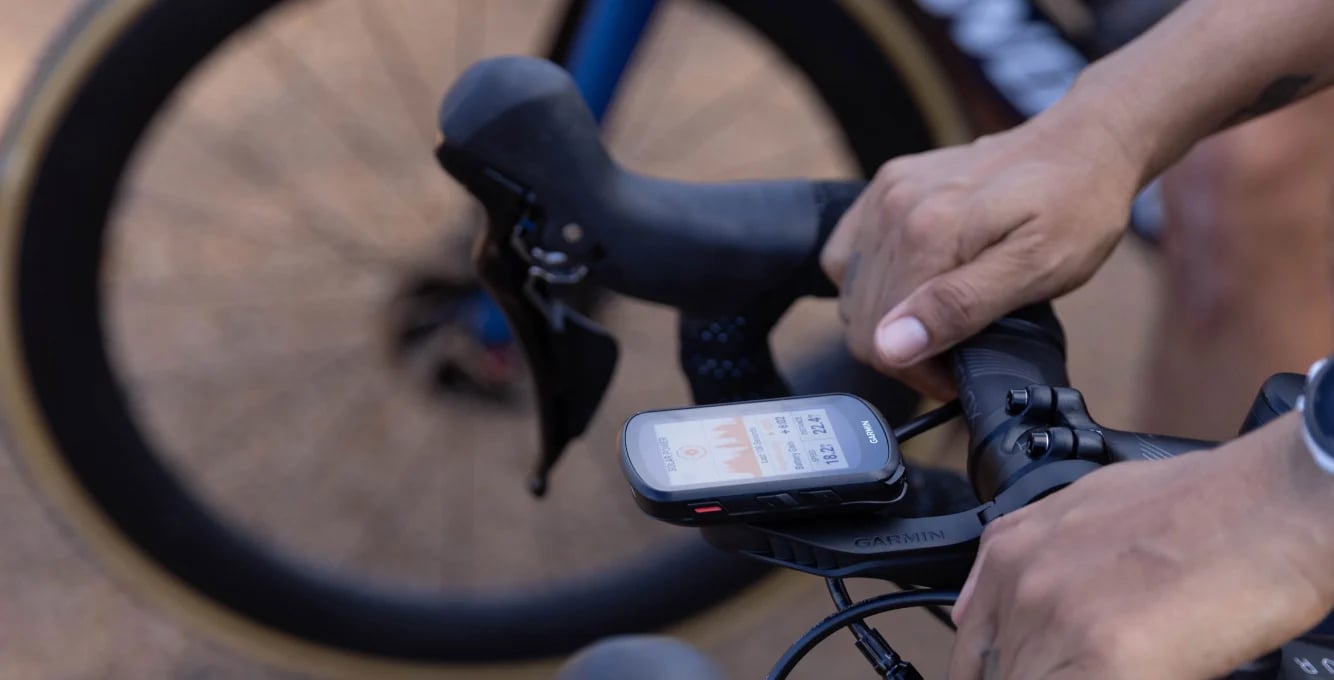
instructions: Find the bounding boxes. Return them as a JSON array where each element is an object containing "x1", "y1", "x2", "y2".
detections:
[
  {"x1": 922, "y1": 603, "x2": 957, "y2": 631},
  {"x1": 891, "y1": 583, "x2": 957, "y2": 631},
  {"x1": 893, "y1": 400, "x2": 961, "y2": 443},
  {"x1": 827, "y1": 579, "x2": 916, "y2": 677},
  {"x1": 769, "y1": 589, "x2": 959, "y2": 680},
  {"x1": 827, "y1": 580, "x2": 894, "y2": 669},
  {"x1": 827, "y1": 577, "x2": 855, "y2": 609},
  {"x1": 836, "y1": 580, "x2": 956, "y2": 632}
]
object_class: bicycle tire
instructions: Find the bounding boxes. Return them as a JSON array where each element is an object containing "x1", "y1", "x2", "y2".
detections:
[{"x1": 0, "y1": 0, "x2": 968, "y2": 674}]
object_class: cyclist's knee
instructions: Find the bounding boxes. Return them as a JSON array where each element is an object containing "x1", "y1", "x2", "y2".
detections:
[
  {"x1": 1154, "y1": 89, "x2": 1334, "y2": 327},
  {"x1": 1165, "y1": 89, "x2": 1334, "y2": 209},
  {"x1": 555, "y1": 635, "x2": 728, "y2": 680}
]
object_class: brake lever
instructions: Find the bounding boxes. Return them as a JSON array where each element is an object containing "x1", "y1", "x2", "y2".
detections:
[
  {"x1": 701, "y1": 459, "x2": 1100, "y2": 587},
  {"x1": 438, "y1": 145, "x2": 618, "y2": 496}
]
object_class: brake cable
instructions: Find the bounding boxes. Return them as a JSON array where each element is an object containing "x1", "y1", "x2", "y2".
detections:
[{"x1": 771, "y1": 589, "x2": 960, "y2": 680}]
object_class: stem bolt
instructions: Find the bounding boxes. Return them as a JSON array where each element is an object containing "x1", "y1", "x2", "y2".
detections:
[
  {"x1": 1006, "y1": 388, "x2": 1029, "y2": 414},
  {"x1": 1028, "y1": 430, "x2": 1052, "y2": 457}
]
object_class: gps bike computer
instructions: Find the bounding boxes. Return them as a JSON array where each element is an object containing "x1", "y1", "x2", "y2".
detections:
[{"x1": 620, "y1": 394, "x2": 905, "y2": 525}]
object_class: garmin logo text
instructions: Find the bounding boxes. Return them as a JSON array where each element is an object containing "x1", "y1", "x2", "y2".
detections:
[
  {"x1": 854, "y1": 530, "x2": 948, "y2": 548},
  {"x1": 861, "y1": 420, "x2": 879, "y2": 444}
]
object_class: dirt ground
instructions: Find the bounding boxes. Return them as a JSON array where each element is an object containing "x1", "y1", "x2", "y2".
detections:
[{"x1": 0, "y1": 1, "x2": 1162, "y2": 678}]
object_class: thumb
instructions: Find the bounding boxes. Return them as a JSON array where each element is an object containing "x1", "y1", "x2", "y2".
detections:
[{"x1": 874, "y1": 249, "x2": 1041, "y2": 367}]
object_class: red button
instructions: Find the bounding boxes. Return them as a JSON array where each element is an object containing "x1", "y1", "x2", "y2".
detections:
[{"x1": 690, "y1": 503, "x2": 724, "y2": 514}]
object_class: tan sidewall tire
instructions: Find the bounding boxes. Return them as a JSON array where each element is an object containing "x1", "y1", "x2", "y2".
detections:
[{"x1": 0, "y1": 0, "x2": 967, "y2": 676}]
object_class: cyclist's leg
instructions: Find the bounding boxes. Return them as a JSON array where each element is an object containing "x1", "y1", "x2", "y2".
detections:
[
  {"x1": 554, "y1": 636, "x2": 728, "y2": 680},
  {"x1": 1140, "y1": 89, "x2": 1334, "y2": 440}
]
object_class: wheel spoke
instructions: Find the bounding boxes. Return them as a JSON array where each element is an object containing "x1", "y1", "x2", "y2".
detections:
[
  {"x1": 709, "y1": 131, "x2": 844, "y2": 178},
  {"x1": 122, "y1": 189, "x2": 290, "y2": 248},
  {"x1": 110, "y1": 258, "x2": 384, "y2": 307},
  {"x1": 625, "y1": 64, "x2": 771, "y2": 165},
  {"x1": 453, "y1": 0, "x2": 487, "y2": 79},
  {"x1": 356, "y1": 1, "x2": 438, "y2": 146},
  {"x1": 120, "y1": 331, "x2": 374, "y2": 385},
  {"x1": 441, "y1": 396, "x2": 481, "y2": 588},
  {"x1": 171, "y1": 114, "x2": 405, "y2": 265},
  {"x1": 254, "y1": 29, "x2": 439, "y2": 233},
  {"x1": 326, "y1": 383, "x2": 441, "y2": 578},
  {"x1": 155, "y1": 347, "x2": 364, "y2": 467}
]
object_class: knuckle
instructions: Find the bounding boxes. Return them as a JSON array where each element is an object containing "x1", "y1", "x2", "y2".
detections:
[
  {"x1": 875, "y1": 157, "x2": 911, "y2": 185},
  {"x1": 1011, "y1": 568, "x2": 1053, "y2": 610},
  {"x1": 981, "y1": 525, "x2": 1034, "y2": 569},
  {"x1": 1082, "y1": 620, "x2": 1140, "y2": 666},
  {"x1": 985, "y1": 535, "x2": 1026, "y2": 569},
  {"x1": 820, "y1": 249, "x2": 844, "y2": 282},
  {"x1": 902, "y1": 200, "x2": 958, "y2": 246},
  {"x1": 984, "y1": 510, "x2": 1026, "y2": 537},
  {"x1": 878, "y1": 185, "x2": 919, "y2": 220},
  {"x1": 1009, "y1": 233, "x2": 1054, "y2": 273},
  {"x1": 973, "y1": 133, "x2": 1001, "y2": 149},
  {"x1": 1050, "y1": 505, "x2": 1091, "y2": 535}
]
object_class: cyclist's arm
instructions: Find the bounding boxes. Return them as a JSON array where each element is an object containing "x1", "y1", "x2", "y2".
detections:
[
  {"x1": 821, "y1": 0, "x2": 1334, "y2": 399},
  {"x1": 949, "y1": 413, "x2": 1334, "y2": 679},
  {"x1": 1070, "y1": 0, "x2": 1334, "y2": 188}
]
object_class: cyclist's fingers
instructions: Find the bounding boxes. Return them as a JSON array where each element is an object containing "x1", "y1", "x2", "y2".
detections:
[
  {"x1": 872, "y1": 230, "x2": 1051, "y2": 368},
  {"x1": 953, "y1": 525, "x2": 997, "y2": 625},
  {"x1": 947, "y1": 594, "x2": 998, "y2": 680},
  {"x1": 955, "y1": 502, "x2": 1039, "y2": 623},
  {"x1": 949, "y1": 531, "x2": 1009, "y2": 680},
  {"x1": 821, "y1": 192, "x2": 872, "y2": 286},
  {"x1": 951, "y1": 509, "x2": 1043, "y2": 679},
  {"x1": 821, "y1": 158, "x2": 913, "y2": 285}
]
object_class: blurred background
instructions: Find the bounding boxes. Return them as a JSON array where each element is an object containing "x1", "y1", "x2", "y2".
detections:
[{"x1": 0, "y1": 1, "x2": 1164, "y2": 678}]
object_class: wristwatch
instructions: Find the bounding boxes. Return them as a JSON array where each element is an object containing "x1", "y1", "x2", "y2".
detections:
[{"x1": 1300, "y1": 356, "x2": 1334, "y2": 474}]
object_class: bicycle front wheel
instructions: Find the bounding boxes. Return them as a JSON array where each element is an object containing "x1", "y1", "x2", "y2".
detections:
[{"x1": 0, "y1": 0, "x2": 965, "y2": 675}]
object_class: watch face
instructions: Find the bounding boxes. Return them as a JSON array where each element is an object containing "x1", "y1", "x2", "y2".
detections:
[{"x1": 1310, "y1": 359, "x2": 1334, "y2": 448}]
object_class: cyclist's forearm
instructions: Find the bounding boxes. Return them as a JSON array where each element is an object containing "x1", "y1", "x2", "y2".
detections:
[{"x1": 1046, "y1": 0, "x2": 1334, "y2": 187}]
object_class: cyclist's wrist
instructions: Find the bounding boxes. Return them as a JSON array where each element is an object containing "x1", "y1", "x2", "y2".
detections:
[
  {"x1": 1266, "y1": 412, "x2": 1334, "y2": 605},
  {"x1": 1043, "y1": 68, "x2": 1160, "y2": 191}
]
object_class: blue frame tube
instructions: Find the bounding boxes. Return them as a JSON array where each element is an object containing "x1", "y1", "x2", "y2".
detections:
[{"x1": 562, "y1": 0, "x2": 661, "y2": 122}]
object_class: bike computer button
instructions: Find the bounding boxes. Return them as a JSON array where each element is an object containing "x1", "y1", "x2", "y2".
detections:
[
  {"x1": 755, "y1": 493, "x2": 800, "y2": 509},
  {"x1": 689, "y1": 501, "x2": 726, "y2": 515},
  {"x1": 797, "y1": 489, "x2": 842, "y2": 505}
]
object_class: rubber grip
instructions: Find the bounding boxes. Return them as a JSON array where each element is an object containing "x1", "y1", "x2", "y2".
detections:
[
  {"x1": 680, "y1": 311, "x2": 788, "y2": 405},
  {"x1": 952, "y1": 303, "x2": 1068, "y2": 496},
  {"x1": 676, "y1": 181, "x2": 862, "y2": 404}
]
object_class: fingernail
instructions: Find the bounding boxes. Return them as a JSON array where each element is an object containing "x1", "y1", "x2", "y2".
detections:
[{"x1": 876, "y1": 316, "x2": 929, "y2": 364}]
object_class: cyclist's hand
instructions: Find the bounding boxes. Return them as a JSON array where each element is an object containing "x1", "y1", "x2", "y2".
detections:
[
  {"x1": 947, "y1": 414, "x2": 1334, "y2": 680},
  {"x1": 821, "y1": 117, "x2": 1140, "y2": 399}
]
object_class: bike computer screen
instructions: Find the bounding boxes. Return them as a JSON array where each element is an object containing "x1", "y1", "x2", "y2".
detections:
[{"x1": 621, "y1": 394, "x2": 904, "y2": 524}]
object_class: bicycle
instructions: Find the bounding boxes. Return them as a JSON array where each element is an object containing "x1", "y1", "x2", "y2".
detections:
[
  {"x1": 0, "y1": 0, "x2": 1176, "y2": 676},
  {"x1": 438, "y1": 56, "x2": 1334, "y2": 679}
]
